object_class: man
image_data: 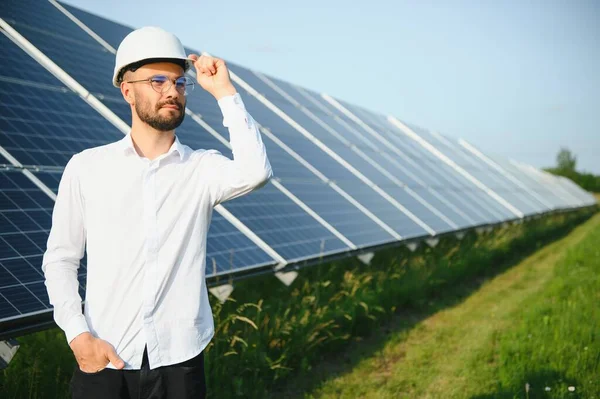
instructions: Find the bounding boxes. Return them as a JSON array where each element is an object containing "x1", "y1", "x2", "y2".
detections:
[{"x1": 42, "y1": 26, "x2": 272, "y2": 398}]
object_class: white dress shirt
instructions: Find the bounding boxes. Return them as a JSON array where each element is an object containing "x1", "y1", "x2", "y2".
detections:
[{"x1": 42, "y1": 93, "x2": 272, "y2": 370}]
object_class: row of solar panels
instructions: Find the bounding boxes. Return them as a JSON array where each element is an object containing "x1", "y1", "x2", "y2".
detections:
[{"x1": 0, "y1": 0, "x2": 596, "y2": 337}]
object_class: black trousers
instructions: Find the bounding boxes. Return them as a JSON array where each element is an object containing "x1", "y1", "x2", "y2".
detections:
[{"x1": 70, "y1": 346, "x2": 206, "y2": 399}]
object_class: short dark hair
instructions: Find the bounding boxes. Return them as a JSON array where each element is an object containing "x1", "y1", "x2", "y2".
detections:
[{"x1": 117, "y1": 58, "x2": 187, "y2": 84}]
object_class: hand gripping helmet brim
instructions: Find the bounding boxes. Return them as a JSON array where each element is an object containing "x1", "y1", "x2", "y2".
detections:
[{"x1": 112, "y1": 26, "x2": 193, "y2": 88}]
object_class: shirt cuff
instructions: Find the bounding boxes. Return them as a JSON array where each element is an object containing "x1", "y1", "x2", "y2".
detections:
[
  {"x1": 65, "y1": 314, "x2": 90, "y2": 344},
  {"x1": 217, "y1": 93, "x2": 252, "y2": 129}
]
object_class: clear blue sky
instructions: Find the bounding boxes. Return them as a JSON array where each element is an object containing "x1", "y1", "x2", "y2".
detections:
[{"x1": 65, "y1": 0, "x2": 600, "y2": 173}]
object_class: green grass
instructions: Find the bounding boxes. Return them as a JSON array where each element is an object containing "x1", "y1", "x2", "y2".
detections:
[
  {"x1": 486, "y1": 215, "x2": 600, "y2": 398},
  {"x1": 0, "y1": 208, "x2": 596, "y2": 398},
  {"x1": 298, "y1": 212, "x2": 600, "y2": 399},
  {"x1": 0, "y1": 329, "x2": 74, "y2": 398}
]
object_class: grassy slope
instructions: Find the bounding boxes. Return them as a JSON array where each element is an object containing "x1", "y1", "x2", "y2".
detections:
[
  {"x1": 305, "y1": 213, "x2": 600, "y2": 399},
  {"x1": 1, "y1": 210, "x2": 595, "y2": 398}
]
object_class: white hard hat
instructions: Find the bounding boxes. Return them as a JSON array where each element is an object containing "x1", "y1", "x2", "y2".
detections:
[{"x1": 112, "y1": 26, "x2": 193, "y2": 87}]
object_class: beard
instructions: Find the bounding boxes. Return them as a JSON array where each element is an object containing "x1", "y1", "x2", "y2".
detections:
[{"x1": 135, "y1": 96, "x2": 186, "y2": 131}]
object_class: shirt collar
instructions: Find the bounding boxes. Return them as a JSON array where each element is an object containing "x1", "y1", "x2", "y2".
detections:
[{"x1": 120, "y1": 131, "x2": 185, "y2": 161}]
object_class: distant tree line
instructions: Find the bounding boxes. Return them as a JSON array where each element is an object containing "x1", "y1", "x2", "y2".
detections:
[{"x1": 544, "y1": 148, "x2": 600, "y2": 193}]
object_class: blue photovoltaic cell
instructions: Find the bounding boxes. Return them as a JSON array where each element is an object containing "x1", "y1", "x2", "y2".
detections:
[
  {"x1": 205, "y1": 212, "x2": 276, "y2": 276},
  {"x1": 338, "y1": 101, "x2": 520, "y2": 223},
  {"x1": 46, "y1": 4, "x2": 398, "y2": 250},
  {"x1": 437, "y1": 135, "x2": 552, "y2": 213},
  {"x1": 489, "y1": 148, "x2": 596, "y2": 209},
  {"x1": 411, "y1": 128, "x2": 550, "y2": 216},
  {"x1": 277, "y1": 178, "x2": 395, "y2": 247},
  {"x1": 228, "y1": 66, "x2": 430, "y2": 239},
  {"x1": 489, "y1": 156, "x2": 569, "y2": 210},
  {"x1": 391, "y1": 124, "x2": 532, "y2": 218},
  {"x1": 58, "y1": 1, "x2": 133, "y2": 50},
  {"x1": 257, "y1": 74, "x2": 478, "y2": 232},
  {"x1": 324, "y1": 101, "x2": 483, "y2": 223},
  {"x1": 219, "y1": 184, "x2": 349, "y2": 262},
  {"x1": 243, "y1": 88, "x2": 429, "y2": 239},
  {"x1": 0, "y1": 81, "x2": 124, "y2": 166},
  {"x1": 0, "y1": 169, "x2": 86, "y2": 322},
  {"x1": 359, "y1": 110, "x2": 523, "y2": 222},
  {"x1": 0, "y1": 0, "x2": 119, "y2": 96},
  {"x1": 1, "y1": 34, "x2": 63, "y2": 87},
  {"x1": 0, "y1": 34, "x2": 124, "y2": 167},
  {"x1": 267, "y1": 81, "x2": 484, "y2": 228},
  {"x1": 230, "y1": 68, "x2": 485, "y2": 234}
]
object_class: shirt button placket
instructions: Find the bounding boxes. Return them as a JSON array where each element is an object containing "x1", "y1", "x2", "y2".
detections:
[{"x1": 142, "y1": 160, "x2": 161, "y2": 366}]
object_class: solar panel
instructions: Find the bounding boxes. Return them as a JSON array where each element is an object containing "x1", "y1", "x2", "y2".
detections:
[
  {"x1": 205, "y1": 213, "x2": 277, "y2": 276},
  {"x1": 502, "y1": 164, "x2": 571, "y2": 209},
  {"x1": 228, "y1": 68, "x2": 431, "y2": 239},
  {"x1": 459, "y1": 141, "x2": 574, "y2": 213},
  {"x1": 380, "y1": 119, "x2": 525, "y2": 219},
  {"x1": 320, "y1": 97, "x2": 515, "y2": 225},
  {"x1": 0, "y1": 168, "x2": 86, "y2": 321},
  {"x1": 48, "y1": 3, "x2": 404, "y2": 250},
  {"x1": 371, "y1": 112, "x2": 595, "y2": 216},
  {"x1": 507, "y1": 161, "x2": 592, "y2": 209},
  {"x1": 229, "y1": 67, "x2": 459, "y2": 234},
  {"x1": 0, "y1": 72, "x2": 124, "y2": 167},
  {"x1": 410, "y1": 128, "x2": 550, "y2": 216},
  {"x1": 556, "y1": 176, "x2": 596, "y2": 206},
  {"x1": 292, "y1": 91, "x2": 489, "y2": 229},
  {"x1": 218, "y1": 184, "x2": 349, "y2": 261},
  {"x1": 274, "y1": 178, "x2": 396, "y2": 247},
  {"x1": 57, "y1": 1, "x2": 133, "y2": 50},
  {"x1": 368, "y1": 107, "x2": 534, "y2": 221},
  {"x1": 1, "y1": 0, "x2": 361, "y2": 264},
  {"x1": 451, "y1": 142, "x2": 560, "y2": 211},
  {"x1": 256, "y1": 74, "x2": 478, "y2": 231}
]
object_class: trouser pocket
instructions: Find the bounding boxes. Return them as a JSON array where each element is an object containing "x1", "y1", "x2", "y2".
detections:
[{"x1": 70, "y1": 366, "x2": 124, "y2": 399}]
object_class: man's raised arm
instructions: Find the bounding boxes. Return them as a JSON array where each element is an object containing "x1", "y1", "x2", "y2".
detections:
[{"x1": 189, "y1": 54, "x2": 273, "y2": 205}]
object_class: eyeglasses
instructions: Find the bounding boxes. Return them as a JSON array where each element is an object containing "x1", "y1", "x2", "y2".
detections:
[{"x1": 126, "y1": 75, "x2": 194, "y2": 95}]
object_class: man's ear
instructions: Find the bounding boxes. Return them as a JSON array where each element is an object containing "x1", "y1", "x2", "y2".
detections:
[{"x1": 121, "y1": 81, "x2": 134, "y2": 106}]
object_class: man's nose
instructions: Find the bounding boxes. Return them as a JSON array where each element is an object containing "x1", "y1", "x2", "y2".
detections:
[{"x1": 163, "y1": 81, "x2": 181, "y2": 100}]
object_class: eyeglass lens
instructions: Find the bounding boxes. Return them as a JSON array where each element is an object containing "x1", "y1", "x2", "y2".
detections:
[{"x1": 150, "y1": 75, "x2": 193, "y2": 95}]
